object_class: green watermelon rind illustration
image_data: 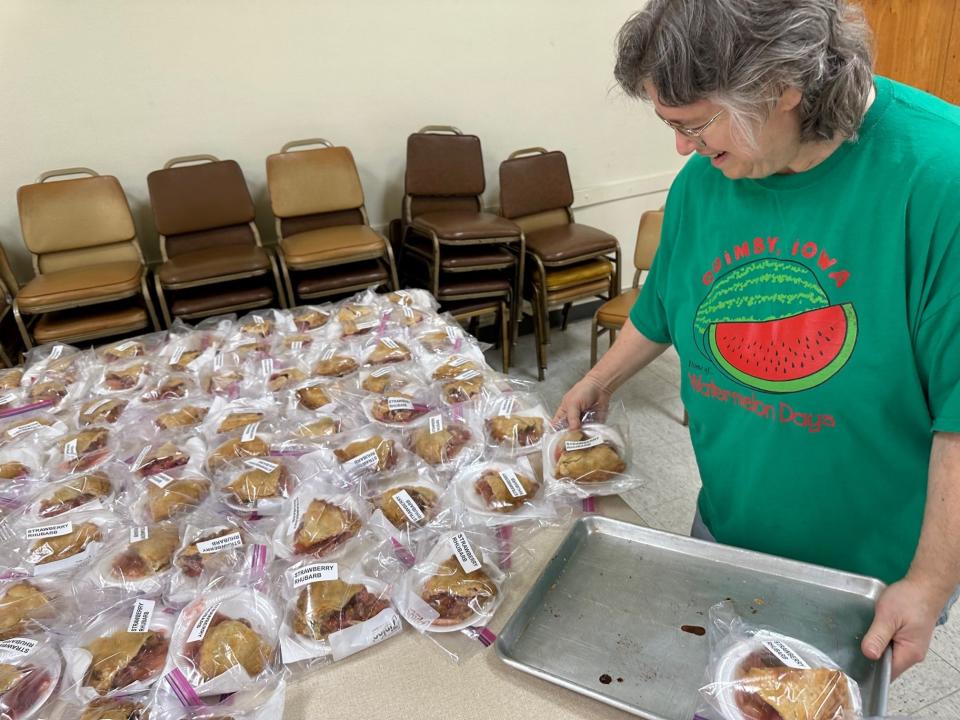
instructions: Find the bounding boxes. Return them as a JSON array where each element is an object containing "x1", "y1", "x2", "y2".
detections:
[
  {"x1": 707, "y1": 303, "x2": 858, "y2": 393},
  {"x1": 694, "y1": 259, "x2": 829, "y2": 358}
]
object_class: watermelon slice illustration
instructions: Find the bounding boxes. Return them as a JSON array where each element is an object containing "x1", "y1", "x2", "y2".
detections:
[{"x1": 707, "y1": 303, "x2": 857, "y2": 393}]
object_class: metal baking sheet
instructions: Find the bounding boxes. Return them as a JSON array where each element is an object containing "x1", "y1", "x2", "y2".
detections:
[{"x1": 496, "y1": 516, "x2": 891, "y2": 719}]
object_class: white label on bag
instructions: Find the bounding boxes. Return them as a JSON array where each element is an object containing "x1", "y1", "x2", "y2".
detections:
[
  {"x1": 499, "y1": 469, "x2": 527, "y2": 498},
  {"x1": 450, "y1": 532, "x2": 481, "y2": 573},
  {"x1": 253, "y1": 315, "x2": 264, "y2": 325},
  {"x1": 130, "y1": 527, "x2": 150, "y2": 543},
  {"x1": 402, "y1": 592, "x2": 440, "y2": 631},
  {"x1": 63, "y1": 439, "x2": 79, "y2": 460},
  {"x1": 355, "y1": 320, "x2": 378, "y2": 330},
  {"x1": 196, "y1": 531, "x2": 243, "y2": 554},
  {"x1": 762, "y1": 639, "x2": 811, "y2": 669},
  {"x1": 0, "y1": 393, "x2": 15, "y2": 406},
  {"x1": 330, "y1": 607, "x2": 402, "y2": 662},
  {"x1": 213, "y1": 352, "x2": 223, "y2": 370},
  {"x1": 321, "y1": 348, "x2": 336, "y2": 361},
  {"x1": 371, "y1": 366, "x2": 392, "y2": 378},
  {"x1": 127, "y1": 599, "x2": 156, "y2": 633},
  {"x1": 244, "y1": 457, "x2": 278, "y2": 473},
  {"x1": 445, "y1": 326, "x2": 457, "y2": 341},
  {"x1": 7, "y1": 421, "x2": 42, "y2": 438},
  {"x1": 391, "y1": 490, "x2": 425, "y2": 524},
  {"x1": 498, "y1": 396, "x2": 516, "y2": 416},
  {"x1": 381, "y1": 338, "x2": 399, "y2": 349},
  {"x1": 148, "y1": 473, "x2": 175, "y2": 489},
  {"x1": 454, "y1": 370, "x2": 481, "y2": 381},
  {"x1": 49, "y1": 346, "x2": 64, "y2": 360},
  {"x1": 133, "y1": 446, "x2": 150, "y2": 471},
  {"x1": 169, "y1": 346, "x2": 186, "y2": 365},
  {"x1": 291, "y1": 562, "x2": 338, "y2": 588},
  {"x1": 241, "y1": 422, "x2": 260, "y2": 442},
  {"x1": 84, "y1": 397, "x2": 113, "y2": 416},
  {"x1": 0, "y1": 638, "x2": 38, "y2": 658},
  {"x1": 187, "y1": 603, "x2": 223, "y2": 642},
  {"x1": 402, "y1": 306, "x2": 414, "y2": 319},
  {"x1": 260, "y1": 358, "x2": 274, "y2": 375},
  {"x1": 26, "y1": 521, "x2": 73, "y2": 540},
  {"x1": 428, "y1": 414, "x2": 444, "y2": 434},
  {"x1": 343, "y1": 448, "x2": 379, "y2": 471},
  {"x1": 114, "y1": 341, "x2": 135, "y2": 352},
  {"x1": 387, "y1": 397, "x2": 415, "y2": 412},
  {"x1": 564, "y1": 435, "x2": 604, "y2": 452},
  {"x1": 291, "y1": 340, "x2": 303, "y2": 351},
  {"x1": 449, "y1": 356, "x2": 470, "y2": 367}
]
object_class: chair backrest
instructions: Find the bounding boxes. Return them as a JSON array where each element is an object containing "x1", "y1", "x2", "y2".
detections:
[
  {"x1": 498, "y1": 148, "x2": 574, "y2": 235},
  {"x1": 17, "y1": 169, "x2": 141, "y2": 274},
  {"x1": 634, "y1": 210, "x2": 663, "y2": 281},
  {"x1": 403, "y1": 127, "x2": 484, "y2": 222},
  {"x1": 147, "y1": 157, "x2": 257, "y2": 259},
  {"x1": 266, "y1": 139, "x2": 366, "y2": 238},
  {"x1": 0, "y1": 244, "x2": 17, "y2": 301}
]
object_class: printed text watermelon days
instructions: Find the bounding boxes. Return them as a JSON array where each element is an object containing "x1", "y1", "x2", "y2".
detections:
[{"x1": 701, "y1": 236, "x2": 851, "y2": 289}]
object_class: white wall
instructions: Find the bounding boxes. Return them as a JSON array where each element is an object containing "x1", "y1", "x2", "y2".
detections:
[{"x1": 0, "y1": 0, "x2": 683, "y2": 287}]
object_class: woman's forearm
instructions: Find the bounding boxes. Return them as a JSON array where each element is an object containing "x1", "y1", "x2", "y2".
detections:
[{"x1": 585, "y1": 319, "x2": 671, "y2": 395}]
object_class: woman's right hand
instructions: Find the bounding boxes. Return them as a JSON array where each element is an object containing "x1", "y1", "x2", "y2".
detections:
[{"x1": 552, "y1": 374, "x2": 613, "y2": 431}]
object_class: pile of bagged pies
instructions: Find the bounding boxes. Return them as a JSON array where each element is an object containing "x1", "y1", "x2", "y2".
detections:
[{"x1": 0, "y1": 288, "x2": 635, "y2": 719}]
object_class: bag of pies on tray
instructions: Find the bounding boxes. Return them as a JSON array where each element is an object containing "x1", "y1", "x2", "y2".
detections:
[
  {"x1": 323, "y1": 425, "x2": 412, "y2": 488},
  {"x1": 542, "y1": 403, "x2": 641, "y2": 498},
  {"x1": 481, "y1": 391, "x2": 552, "y2": 455},
  {"x1": 162, "y1": 581, "x2": 281, "y2": 697},
  {"x1": 402, "y1": 405, "x2": 484, "y2": 478},
  {"x1": 309, "y1": 341, "x2": 362, "y2": 382},
  {"x1": 96, "y1": 333, "x2": 167, "y2": 366},
  {"x1": 60, "y1": 595, "x2": 173, "y2": 704},
  {"x1": 697, "y1": 600, "x2": 864, "y2": 720},
  {"x1": 453, "y1": 455, "x2": 564, "y2": 529},
  {"x1": 278, "y1": 558, "x2": 401, "y2": 670},
  {"x1": 0, "y1": 631, "x2": 64, "y2": 719}
]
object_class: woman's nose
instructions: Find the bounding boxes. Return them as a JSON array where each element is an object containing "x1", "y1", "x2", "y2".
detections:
[{"x1": 675, "y1": 132, "x2": 698, "y2": 156}]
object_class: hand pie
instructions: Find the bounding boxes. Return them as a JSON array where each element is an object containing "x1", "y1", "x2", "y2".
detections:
[
  {"x1": 216, "y1": 412, "x2": 264, "y2": 434},
  {"x1": 294, "y1": 309, "x2": 329, "y2": 331},
  {"x1": 474, "y1": 469, "x2": 540, "y2": 512},
  {"x1": 292, "y1": 417, "x2": 340, "y2": 439},
  {"x1": 312, "y1": 355, "x2": 359, "y2": 378},
  {"x1": 27, "y1": 379, "x2": 67, "y2": 404},
  {"x1": 267, "y1": 368, "x2": 305, "y2": 392},
  {"x1": 371, "y1": 393, "x2": 428, "y2": 424},
  {"x1": 84, "y1": 629, "x2": 169, "y2": 694},
  {"x1": 417, "y1": 330, "x2": 457, "y2": 353},
  {"x1": 146, "y1": 477, "x2": 210, "y2": 522},
  {"x1": 137, "y1": 442, "x2": 189, "y2": 477},
  {"x1": 142, "y1": 377, "x2": 190, "y2": 402},
  {"x1": 240, "y1": 318, "x2": 273, "y2": 337},
  {"x1": 80, "y1": 697, "x2": 150, "y2": 720},
  {"x1": 421, "y1": 558, "x2": 497, "y2": 626},
  {"x1": 102, "y1": 341, "x2": 144, "y2": 362},
  {"x1": 1, "y1": 417, "x2": 55, "y2": 443},
  {"x1": 739, "y1": 666, "x2": 852, "y2": 720},
  {"x1": 293, "y1": 579, "x2": 390, "y2": 640},
  {"x1": 110, "y1": 525, "x2": 180, "y2": 580},
  {"x1": 0, "y1": 663, "x2": 52, "y2": 717},
  {"x1": 155, "y1": 405, "x2": 208, "y2": 431},
  {"x1": 365, "y1": 339, "x2": 412, "y2": 365},
  {"x1": 361, "y1": 371, "x2": 399, "y2": 394},
  {"x1": 442, "y1": 375, "x2": 484, "y2": 404},
  {"x1": 0, "y1": 582, "x2": 52, "y2": 640},
  {"x1": 168, "y1": 349, "x2": 202, "y2": 371},
  {"x1": 385, "y1": 291, "x2": 414, "y2": 306},
  {"x1": 337, "y1": 304, "x2": 378, "y2": 336},
  {"x1": 38, "y1": 473, "x2": 112, "y2": 517},
  {"x1": 176, "y1": 528, "x2": 245, "y2": 578},
  {"x1": 104, "y1": 363, "x2": 148, "y2": 391},
  {"x1": 379, "y1": 486, "x2": 438, "y2": 529},
  {"x1": 431, "y1": 358, "x2": 481, "y2": 380},
  {"x1": 408, "y1": 423, "x2": 471, "y2": 466},
  {"x1": 486, "y1": 415, "x2": 545, "y2": 447},
  {"x1": 296, "y1": 385, "x2": 332, "y2": 410},
  {"x1": 185, "y1": 613, "x2": 271, "y2": 681},
  {"x1": 61, "y1": 428, "x2": 109, "y2": 456},
  {"x1": 554, "y1": 431, "x2": 626, "y2": 483},
  {"x1": 333, "y1": 436, "x2": 396, "y2": 472},
  {"x1": 293, "y1": 499, "x2": 362, "y2": 556},
  {"x1": 205, "y1": 369, "x2": 244, "y2": 395},
  {"x1": 207, "y1": 436, "x2": 270, "y2": 471},
  {"x1": 80, "y1": 398, "x2": 127, "y2": 426},
  {"x1": 0, "y1": 462, "x2": 30, "y2": 481},
  {"x1": 30, "y1": 521, "x2": 102, "y2": 566},
  {"x1": 226, "y1": 463, "x2": 289, "y2": 505},
  {"x1": 0, "y1": 369, "x2": 22, "y2": 390}
]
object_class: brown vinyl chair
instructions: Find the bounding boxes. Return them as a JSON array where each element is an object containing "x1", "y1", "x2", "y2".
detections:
[
  {"x1": 499, "y1": 148, "x2": 621, "y2": 380},
  {"x1": 401, "y1": 126, "x2": 524, "y2": 341},
  {"x1": 13, "y1": 168, "x2": 159, "y2": 349},
  {"x1": 266, "y1": 139, "x2": 398, "y2": 305},
  {"x1": 0, "y1": 245, "x2": 19, "y2": 366},
  {"x1": 590, "y1": 209, "x2": 663, "y2": 366},
  {"x1": 148, "y1": 155, "x2": 285, "y2": 326}
]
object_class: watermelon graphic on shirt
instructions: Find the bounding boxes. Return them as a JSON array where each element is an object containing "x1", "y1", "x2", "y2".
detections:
[{"x1": 694, "y1": 259, "x2": 857, "y2": 393}]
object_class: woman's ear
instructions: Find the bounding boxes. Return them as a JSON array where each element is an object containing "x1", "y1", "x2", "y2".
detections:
[{"x1": 778, "y1": 87, "x2": 803, "y2": 112}]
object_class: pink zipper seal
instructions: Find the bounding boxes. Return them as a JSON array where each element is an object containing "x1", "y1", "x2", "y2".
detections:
[
  {"x1": 582, "y1": 497, "x2": 597, "y2": 513},
  {"x1": 165, "y1": 667, "x2": 203, "y2": 707},
  {"x1": 390, "y1": 537, "x2": 416, "y2": 568},
  {"x1": 467, "y1": 626, "x2": 497, "y2": 647},
  {"x1": 0, "y1": 400, "x2": 54, "y2": 420}
]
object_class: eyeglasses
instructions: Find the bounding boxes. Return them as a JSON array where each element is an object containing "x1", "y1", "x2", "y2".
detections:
[{"x1": 658, "y1": 109, "x2": 724, "y2": 143}]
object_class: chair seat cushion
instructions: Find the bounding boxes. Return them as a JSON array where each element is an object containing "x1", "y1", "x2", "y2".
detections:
[
  {"x1": 441, "y1": 298, "x2": 503, "y2": 316},
  {"x1": 33, "y1": 304, "x2": 148, "y2": 344},
  {"x1": 295, "y1": 260, "x2": 389, "y2": 297},
  {"x1": 436, "y1": 275, "x2": 511, "y2": 298},
  {"x1": 405, "y1": 238, "x2": 515, "y2": 270},
  {"x1": 545, "y1": 277, "x2": 612, "y2": 304},
  {"x1": 544, "y1": 259, "x2": 613, "y2": 291},
  {"x1": 17, "y1": 261, "x2": 143, "y2": 311},
  {"x1": 170, "y1": 285, "x2": 274, "y2": 317},
  {"x1": 596, "y1": 287, "x2": 640, "y2": 326},
  {"x1": 281, "y1": 225, "x2": 384, "y2": 267},
  {"x1": 412, "y1": 211, "x2": 520, "y2": 241},
  {"x1": 157, "y1": 246, "x2": 271, "y2": 286},
  {"x1": 525, "y1": 223, "x2": 618, "y2": 263}
]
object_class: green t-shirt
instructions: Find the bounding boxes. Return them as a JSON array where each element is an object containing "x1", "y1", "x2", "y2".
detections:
[{"x1": 630, "y1": 76, "x2": 960, "y2": 585}]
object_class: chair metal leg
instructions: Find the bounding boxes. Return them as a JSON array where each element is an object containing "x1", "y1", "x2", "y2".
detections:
[
  {"x1": 382, "y1": 237, "x2": 400, "y2": 291},
  {"x1": 12, "y1": 301, "x2": 32, "y2": 351},
  {"x1": 266, "y1": 252, "x2": 288, "y2": 309},
  {"x1": 561, "y1": 302, "x2": 573, "y2": 331},
  {"x1": 499, "y1": 300, "x2": 510, "y2": 373},
  {"x1": 532, "y1": 287, "x2": 546, "y2": 381},
  {"x1": 277, "y1": 253, "x2": 297, "y2": 307},
  {"x1": 141, "y1": 276, "x2": 161, "y2": 331},
  {"x1": 468, "y1": 316, "x2": 480, "y2": 336},
  {"x1": 153, "y1": 274, "x2": 173, "y2": 328},
  {"x1": 511, "y1": 236, "x2": 525, "y2": 345},
  {"x1": 609, "y1": 328, "x2": 617, "y2": 347},
  {"x1": 590, "y1": 313, "x2": 600, "y2": 367}
]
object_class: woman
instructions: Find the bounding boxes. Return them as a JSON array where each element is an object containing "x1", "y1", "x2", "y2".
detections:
[{"x1": 555, "y1": 0, "x2": 960, "y2": 680}]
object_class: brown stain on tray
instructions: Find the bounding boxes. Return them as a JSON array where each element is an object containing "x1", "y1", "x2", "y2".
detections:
[{"x1": 680, "y1": 624, "x2": 706, "y2": 636}]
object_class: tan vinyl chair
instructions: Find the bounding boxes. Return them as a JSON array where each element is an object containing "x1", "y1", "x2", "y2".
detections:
[
  {"x1": 266, "y1": 139, "x2": 398, "y2": 305},
  {"x1": 14, "y1": 168, "x2": 159, "y2": 349},
  {"x1": 590, "y1": 209, "x2": 663, "y2": 365},
  {"x1": 148, "y1": 155, "x2": 285, "y2": 325}
]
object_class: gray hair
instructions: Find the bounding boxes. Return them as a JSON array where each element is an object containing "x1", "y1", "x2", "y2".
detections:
[{"x1": 615, "y1": 0, "x2": 875, "y2": 144}]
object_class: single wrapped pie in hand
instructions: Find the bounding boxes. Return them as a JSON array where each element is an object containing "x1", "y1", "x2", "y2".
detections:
[
  {"x1": 734, "y1": 657, "x2": 854, "y2": 720},
  {"x1": 293, "y1": 579, "x2": 390, "y2": 640},
  {"x1": 553, "y1": 430, "x2": 626, "y2": 483}
]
